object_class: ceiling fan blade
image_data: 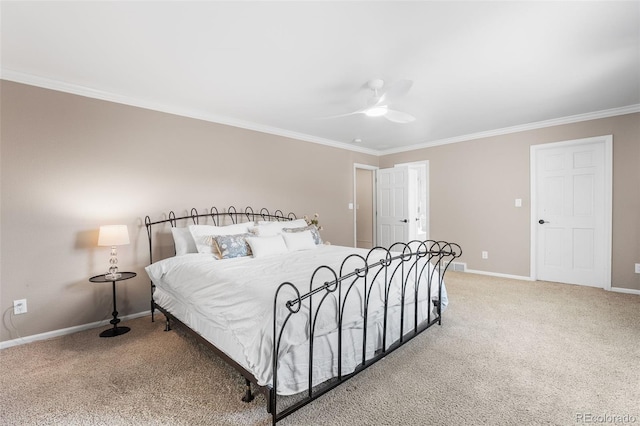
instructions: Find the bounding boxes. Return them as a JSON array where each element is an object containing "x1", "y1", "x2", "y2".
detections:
[
  {"x1": 321, "y1": 79, "x2": 413, "y2": 120},
  {"x1": 384, "y1": 109, "x2": 415, "y2": 123},
  {"x1": 378, "y1": 79, "x2": 413, "y2": 104},
  {"x1": 317, "y1": 110, "x2": 364, "y2": 120}
]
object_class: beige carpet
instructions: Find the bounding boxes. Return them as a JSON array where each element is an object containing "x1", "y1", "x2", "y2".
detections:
[{"x1": 1, "y1": 272, "x2": 638, "y2": 425}]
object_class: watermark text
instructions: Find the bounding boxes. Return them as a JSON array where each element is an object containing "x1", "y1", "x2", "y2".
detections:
[{"x1": 576, "y1": 412, "x2": 637, "y2": 424}]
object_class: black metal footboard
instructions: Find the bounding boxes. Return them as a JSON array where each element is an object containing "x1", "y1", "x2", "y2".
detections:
[{"x1": 269, "y1": 240, "x2": 461, "y2": 424}]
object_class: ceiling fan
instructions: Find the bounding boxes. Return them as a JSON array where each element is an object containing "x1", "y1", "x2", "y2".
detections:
[{"x1": 324, "y1": 79, "x2": 416, "y2": 123}]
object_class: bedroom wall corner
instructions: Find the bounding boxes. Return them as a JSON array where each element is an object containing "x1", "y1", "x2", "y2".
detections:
[
  {"x1": 379, "y1": 113, "x2": 640, "y2": 292},
  {"x1": 0, "y1": 80, "x2": 378, "y2": 343}
]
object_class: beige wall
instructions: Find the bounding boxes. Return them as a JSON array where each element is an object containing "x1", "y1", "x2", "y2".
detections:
[
  {"x1": 0, "y1": 81, "x2": 378, "y2": 342},
  {"x1": 2, "y1": 80, "x2": 638, "y2": 344},
  {"x1": 380, "y1": 113, "x2": 640, "y2": 290}
]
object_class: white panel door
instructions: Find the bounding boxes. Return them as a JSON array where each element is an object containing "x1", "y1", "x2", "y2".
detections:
[
  {"x1": 534, "y1": 139, "x2": 610, "y2": 287},
  {"x1": 377, "y1": 166, "x2": 409, "y2": 248}
]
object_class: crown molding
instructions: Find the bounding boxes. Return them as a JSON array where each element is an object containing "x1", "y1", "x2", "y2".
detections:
[
  {"x1": 380, "y1": 104, "x2": 640, "y2": 155},
  {"x1": 0, "y1": 69, "x2": 380, "y2": 156},
  {"x1": 3, "y1": 69, "x2": 637, "y2": 158}
]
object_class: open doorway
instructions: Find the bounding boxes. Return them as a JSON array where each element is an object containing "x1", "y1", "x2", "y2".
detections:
[
  {"x1": 400, "y1": 161, "x2": 429, "y2": 242},
  {"x1": 354, "y1": 161, "x2": 429, "y2": 248},
  {"x1": 353, "y1": 164, "x2": 377, "y2": 249},
  {"x1": 375, "y1": 161, "x2": 429, "y2": 247}
]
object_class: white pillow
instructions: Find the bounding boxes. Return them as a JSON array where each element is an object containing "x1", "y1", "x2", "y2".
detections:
[
  {"x1": 250, "y1": 222, "x2": 284, "y2": 237},
  {"x1": 282, "y1": 225, "x2": 323, "y2": 245},
  {"x1": 281, "y1": 218, "x2": 309, "y2": 229},
  {"x1": 171, "y1": 227, "x2": 197, "y2": 256},
  {"x1": 252, "y1": 219, "x2": 309, "y2": 236},
  {"x1": 189, "y1": 223, "x2": 250, "y2": 254},
  {"x1": 257, "y1": 218, "x2": 307, "y2": 228},
  {"x1": 282, "y1": 230, "x2": 317, "y2": 252},
  {"x1": 246, "y1": 235, "x2": 288, "y2": 258}
]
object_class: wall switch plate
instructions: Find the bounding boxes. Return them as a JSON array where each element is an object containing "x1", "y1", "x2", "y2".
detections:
[
  {"x1": 482, "y1": 251, "x2": 489, "y2": 259},
  {"x1": 348, "y1": 203, "x2": 354, "y2": 210},
  {"x1": 635, "y1": 263, "x2": 640, "y2": 274},
  {"x1": 515, "y1": 198, "x2": 522, "y2": 207},
  {"x1": 13, "y1": 299, "x2": 27, "y2": 315}
]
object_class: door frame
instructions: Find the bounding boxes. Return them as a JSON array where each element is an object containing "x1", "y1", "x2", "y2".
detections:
[
  {"x1": 529, "y1": 135, "x2": 613, "y2": 289},
  {"x1": 353, "y1": 163, "x2": 378, "y2": 248}
]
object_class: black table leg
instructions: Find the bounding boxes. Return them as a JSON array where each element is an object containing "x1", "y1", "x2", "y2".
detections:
[{"x1": 100, "y1": 279, "x2": 130, "y2": 337}]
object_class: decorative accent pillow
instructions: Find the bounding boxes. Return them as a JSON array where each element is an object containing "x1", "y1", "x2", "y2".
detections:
[
  {"x1": 257, "y1": 218, "x2": 308, "y2": 228},
  {"x1": 249, "y1": 222, "x2": 285, "y2": 237},
  {"x1": 250, "y1": 219, "x2": 310, "y2": 237},
  {"x1": 282, "y1": 225, "x2": 323, "y2": 245},
  {"x1": 281, "y1": 219, "x2": 309, "y2": 229},
  {"x1": 282, "y1": 230, "x2": 317, "y2": 252},
  {"x1": 246, "y1": 235, "x2": 288, "y2": 258},
  {"x1": 212, "y1": 233, "x2": 252, "y2": 259},
  {"x1": 171, "y1": 227, "x2": 197, "y2": 256},
  {"x1": 189, "y1": 223, "x2": 251, "y2": 254}
]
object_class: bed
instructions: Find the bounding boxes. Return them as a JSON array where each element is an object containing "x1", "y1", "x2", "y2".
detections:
[{"x1": 144, "y1": 206, "x2": 461, "y2": 424}]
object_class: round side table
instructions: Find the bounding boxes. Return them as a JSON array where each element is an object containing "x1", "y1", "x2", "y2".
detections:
[{"x1": 89, "y1": 272, "x2": 136, "y2": 337}]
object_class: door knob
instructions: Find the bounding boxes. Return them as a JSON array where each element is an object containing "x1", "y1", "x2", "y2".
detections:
[
  {"x1": 400, "y1": 219, "x2": 408, "y2": 223},
  {"x1": 538, "y1": 219, "x2": 549, "y2": 224}
]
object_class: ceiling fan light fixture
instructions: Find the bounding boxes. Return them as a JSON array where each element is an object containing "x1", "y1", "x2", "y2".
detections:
[{"x1": 365, "y1": 105, "x2": 388, "y2": 117}]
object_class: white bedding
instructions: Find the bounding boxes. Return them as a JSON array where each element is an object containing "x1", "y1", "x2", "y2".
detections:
[{"x1": 145, "y1": 244, "x2": 447, "y2": 394}]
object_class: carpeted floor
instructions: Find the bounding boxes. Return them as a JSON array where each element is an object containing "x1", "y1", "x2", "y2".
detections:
[{"x1": 1, "y1": 272, "x2": 638, "y2": 425}]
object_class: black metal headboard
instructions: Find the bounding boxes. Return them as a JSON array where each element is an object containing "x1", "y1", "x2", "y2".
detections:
[
  {"x1": 144, "y1": 206, "x2": 297, "y2": 264},
  {"x1": 144, "y1": 206, "x2": 297, "y2": 321}
]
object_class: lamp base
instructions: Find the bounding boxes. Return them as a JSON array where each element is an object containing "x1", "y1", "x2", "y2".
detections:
[
  {"x1": 100, "y1": 326, "x2": 130, "y2": 338},
  {"x1": 105, "y1": 272, "x2": 122, "y2": 280}
]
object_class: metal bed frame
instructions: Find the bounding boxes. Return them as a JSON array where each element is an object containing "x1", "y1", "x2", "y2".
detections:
[{"x1": 144, "y1": 206, "x2": 462, "y2": 425}]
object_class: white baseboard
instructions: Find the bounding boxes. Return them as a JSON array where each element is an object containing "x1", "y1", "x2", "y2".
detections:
[
  {"x1": 610, "y1": 287, "x2": 640, "y2": 296},
  {"x1": 464, "y1": 269, "x2": 534, "y2": 281},
  {"x1": 0, "y1": 310, "x2": 151, "y2": 350},
  {"x1": 3, "y1": 281, "x2": 635, "y2": 350},
  {"x1": 464, "y1": 269, "x2": 640, "y2": 294}
]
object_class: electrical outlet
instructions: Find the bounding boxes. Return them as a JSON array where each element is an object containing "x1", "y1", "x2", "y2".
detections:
[
  {"x1": 13, "y1": 299, "x2": 27, "y2": 315},
  {"x1": 635, "y1": 263, "x2": 640, "y2": 274},
  {"x1": 482, "y1": 251, "x2": 488, "y2": 259}
]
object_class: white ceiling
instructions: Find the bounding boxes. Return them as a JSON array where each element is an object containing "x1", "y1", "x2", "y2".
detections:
[{"x1": 2, "y1": 1, "x2": 639, "y2": 154}]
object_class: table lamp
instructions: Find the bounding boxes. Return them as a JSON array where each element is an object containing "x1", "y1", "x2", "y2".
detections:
[{"x1": 98, "y1": 225, "x2": 130, "y2": 279}]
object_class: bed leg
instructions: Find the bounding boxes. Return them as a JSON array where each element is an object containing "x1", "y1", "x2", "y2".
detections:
[
  {"x1": 151, "y1": 300, "x2": 155, "y2": 322},
  {"x1": 433, "y1": 299, "x2": 442, "y2": 325},
  {"x1": 241, "y1": 378, "x2": 255, "y2": 403},
  {"x1": 164, "y1": 316, "x2": 171, "y2": 332},
  {"x1": 266, "y1": 387, "x2": 274, "y2": 414}
]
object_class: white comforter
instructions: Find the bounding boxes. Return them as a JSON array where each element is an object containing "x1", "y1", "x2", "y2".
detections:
[{"x1": 145, "y1": 245, "x2": 447, "y2": 392}]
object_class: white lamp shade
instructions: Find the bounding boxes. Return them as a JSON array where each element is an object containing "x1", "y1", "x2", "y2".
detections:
[{"x1": 98, "y1": 225, "x2": 130, "y2": 246}]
